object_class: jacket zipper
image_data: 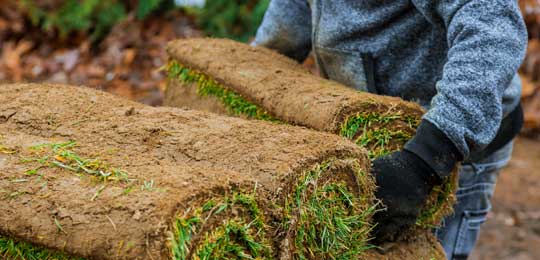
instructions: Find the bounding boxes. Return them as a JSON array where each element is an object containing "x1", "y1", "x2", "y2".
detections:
[
  {"x1": 311, "y1": 0, "x2": 377, "y2": 94},
  {"x1": 312, "y1": 0, "x2": 327, "y2": 77},
  {"x1": 362, "y1": 53, "x2": 379, "y2": 94}
]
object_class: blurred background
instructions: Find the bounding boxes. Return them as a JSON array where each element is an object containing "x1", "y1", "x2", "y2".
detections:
[
  {"x1": 0, "y1": 0, "x2": 269, "y2": 105},
  {"x1": 0, "y1": 0, "x2": 539, "y2": 259}
]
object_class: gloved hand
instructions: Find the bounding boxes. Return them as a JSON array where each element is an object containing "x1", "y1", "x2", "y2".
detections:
[{"x1": 371, "y1": 120, "x2": 462, "y2": 242}]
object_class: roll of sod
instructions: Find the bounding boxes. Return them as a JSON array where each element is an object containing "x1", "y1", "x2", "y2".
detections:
[
  {"x1": 165, "y1": 38, "x2": 458, "y2": 229},
  {"x1": 0, "y1": 83, "x2": 381, "y2": 259}
]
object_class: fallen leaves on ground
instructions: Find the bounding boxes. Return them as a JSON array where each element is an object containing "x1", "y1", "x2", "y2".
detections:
[{"x1": 0, "y1": 7, "x2": 202, "y2": 106}]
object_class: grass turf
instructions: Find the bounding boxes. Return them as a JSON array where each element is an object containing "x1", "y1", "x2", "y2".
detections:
[
  {"x1": 0, "y1": 141, "x2": 163, "y2": 260},
  {"x1": 0, "y1": 63, "x2": 449, "y2": 259},
  {"x1": 167, "y1": 60, "x2": 278, "y2": 122},
  {"x1": 17, "y1": 141, "x2": 164, "y2": 195},
  {"x1": 416, "y1": 175, "x2": 457, "y2": 228},
  {"x1": 284, "y1": 161, "x2": 376, "y2": 259},
  {"x1": 340, "y1": 112, "x2": 415, "y2": 159},
  {"x1": 170, "y1": 192, "x2": 272, "y2": 259},
  {"x1": 166, "y1": 61, "x2": 456, "y2": 229},
  {"x1": 166, "y1": 60, "x2": 418, "y2": 160},
  {"x1": 0, "y1": 237, "x2": 83, "y2": 260},
  {"x1": 169, "y1": 160, "x2": 377, "y2": 259}
]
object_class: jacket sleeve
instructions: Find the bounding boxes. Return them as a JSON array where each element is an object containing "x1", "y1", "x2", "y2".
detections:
[
  {"x1": 411, "y1": 0, "x2": 527, "y2": 158},
  {"x1": 253, "y1": 0, "x2": 312, "y2": 62}
]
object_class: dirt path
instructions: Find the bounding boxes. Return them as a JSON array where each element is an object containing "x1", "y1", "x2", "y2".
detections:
[{"x1": 472, "y1": 136, "x2": 540, "y2": 259}]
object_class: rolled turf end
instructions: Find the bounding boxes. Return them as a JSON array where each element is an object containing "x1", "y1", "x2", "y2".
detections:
[
  {"x1": 339, "y1": 112, "x2": 417, "y2": 159},
  {"x1": 280, "y1": 160, "x2": 377, "y2": 259},
  {"x1": 169, "y1": 158, "x2": 377, "y2": 260},
  {"x1": 169, "y1": 192, "x2": 273, "y2": 259}
]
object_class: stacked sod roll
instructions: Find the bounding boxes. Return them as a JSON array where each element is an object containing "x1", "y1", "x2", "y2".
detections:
[
  {"x1": 0, "y1": 83, "x2": 392, "y2": 259},
  {"x1": 165, "y1": 38, "x2": 458, "y2": 229}
]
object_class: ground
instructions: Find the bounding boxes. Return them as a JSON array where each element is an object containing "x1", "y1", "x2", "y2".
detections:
[
  {"x1": 0, "y1": 7, "x2": 201, "y2": 106},
  {"x1": 472, "y1": 136, "x2": 540, "y2": 259}
]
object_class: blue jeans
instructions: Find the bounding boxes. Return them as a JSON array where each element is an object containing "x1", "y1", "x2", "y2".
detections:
[{"x1": 435, "y1": 142, "x2": 514, "y2": 260}]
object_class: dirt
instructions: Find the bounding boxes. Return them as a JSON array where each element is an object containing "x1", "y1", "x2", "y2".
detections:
[
  {"x1": 166, "y1": 38, "x2": 424, "y2": 134},
  {"x1": 0, "y1": 83, "x2": 376, "y2": 259},
  {"x1": 164, "y1": 81, "x2": 229, "y2": 115},
  {"x1": 471, "y1": 136, "x2": 540, "y2": 260},
  {"x1": 366, "y1": 231, "x2": 446, "y2": 260}
]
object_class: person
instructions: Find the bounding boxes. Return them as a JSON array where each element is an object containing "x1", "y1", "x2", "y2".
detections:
[{"x1": 252, "y1": 1, "x2": 527, "y2": 259}]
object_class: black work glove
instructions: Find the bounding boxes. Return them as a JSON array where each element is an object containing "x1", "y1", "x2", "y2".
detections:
[{"x1": 371, "y1": 120, "x2": 462, "y2": 242}]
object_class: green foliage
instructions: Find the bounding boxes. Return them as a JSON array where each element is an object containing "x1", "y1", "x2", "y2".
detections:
[
  {"x1": 188, "y1": 0, "x2": 270, "y2": 42},
  {"x1": 19, "y1": 0, "x2": 270, "y2": 43},
  {"x1": 194, "y1": 220, "x2": 265, "y2": 259},
  {"x1": 20, "y1": 0, "x2": 125, "y2": 42},
  {"x1": 167, "y1": 61, "x2": 279, "y2": 122},
  {"x1": 136, "y1": 0, "x2": 165, "y2": 19},
  {"x1": 0, "y1": 236, "x2": 84, "y2": 260},
  {"x1": 19, "y1": 0, "x2": 171, "y2": 42},
  {"x1": 171, "y1": 216, "x2": 201, "y2": 259}
]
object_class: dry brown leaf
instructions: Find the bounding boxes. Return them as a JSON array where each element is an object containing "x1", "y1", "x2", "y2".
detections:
[
  {"x1": 521, "y1": 74, "x2": 537, "y2": 98},
  {"x1": 1, "y1": 40, "x2": 33, "y2": 80},
  {"x1": 86, "y1": 64, "x2": 106, "y2": 78},
  {"x1": 123, "y1": 48, "x2": 137, "y2": 65}
]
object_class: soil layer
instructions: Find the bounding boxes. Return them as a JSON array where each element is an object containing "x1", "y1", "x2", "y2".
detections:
[
  {"x1": 0, "y1": 83, "x2": 380, "y2": 259},
  {"x1": 365, "y1": 231, "x2": 446, "y2": 260},
  {"x1": 164, "y1": 81, "x2": 229, "y2": 116}
]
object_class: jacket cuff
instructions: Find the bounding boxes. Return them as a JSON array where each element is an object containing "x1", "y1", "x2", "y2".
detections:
[{"x1": 404, "y1": 120, "x2": 463, "y2": 181}]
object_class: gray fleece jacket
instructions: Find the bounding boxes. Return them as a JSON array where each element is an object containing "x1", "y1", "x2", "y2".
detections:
[{"x1": 253, "y1": 0, "x2": 527, "y2": 159}]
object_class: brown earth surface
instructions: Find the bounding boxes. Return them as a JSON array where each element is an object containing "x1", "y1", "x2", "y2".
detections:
[
  {"x1": 0, "y1": 83, "x2": 377, "y2": 259},
  {"x1": 164, "y1": 81, "x2": 229, "y2": 116},
  {"x1": 472, "y1": 136, "x2": 540, "y2": 260},
  {"x1": 366, "y1": 231, "x2": 446, "y2": 260}
]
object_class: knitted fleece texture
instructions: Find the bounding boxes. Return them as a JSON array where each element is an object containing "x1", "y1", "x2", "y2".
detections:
[{"x1": 253, "y1": 0, "x2": 527, "y2": 158}]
